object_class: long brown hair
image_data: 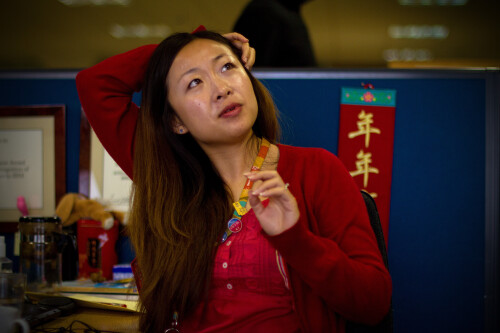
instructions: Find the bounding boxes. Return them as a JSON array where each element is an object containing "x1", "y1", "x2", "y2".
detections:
[{"x1": 128, "y1": 30, "x2": 279, "y2": 332}]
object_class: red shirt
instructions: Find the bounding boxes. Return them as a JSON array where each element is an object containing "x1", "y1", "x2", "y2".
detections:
[{"x1": 181, "y1": 207, "x2": 301, "y2": 332}]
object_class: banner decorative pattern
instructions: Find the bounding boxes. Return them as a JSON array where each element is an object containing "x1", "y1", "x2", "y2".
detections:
[{"x1": 337, "y1": 87, "x2": 396, "y2": 245}]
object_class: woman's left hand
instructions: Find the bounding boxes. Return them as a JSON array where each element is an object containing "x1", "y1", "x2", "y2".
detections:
[
  {"x1": 245, "y1": 171, "x2": 300, "y2": 236},
  {"x1": 223, "y1": 32, "x2": 256, "y2": 70}
]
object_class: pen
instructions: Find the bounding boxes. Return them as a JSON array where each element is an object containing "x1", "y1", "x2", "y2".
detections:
[{"x1": 100, "y1": 302, "x2": 127, "y2": 308}]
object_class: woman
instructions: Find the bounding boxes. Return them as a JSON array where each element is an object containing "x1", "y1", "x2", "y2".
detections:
[{"x1": 76, "y1": 28, "x2": 391, "y2": 333}]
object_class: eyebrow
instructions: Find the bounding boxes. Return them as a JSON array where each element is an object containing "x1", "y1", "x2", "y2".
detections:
[{"x1": 179, "y1": 53, "x2": 228, "y2": 79}]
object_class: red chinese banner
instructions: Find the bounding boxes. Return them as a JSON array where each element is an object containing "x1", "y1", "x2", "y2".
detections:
[{"x1": 337, "y1": 87, "x2": 396, "y2": 245}]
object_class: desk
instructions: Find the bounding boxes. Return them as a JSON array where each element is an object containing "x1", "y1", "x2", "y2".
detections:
[
  {"x1": 36, "y1": 307, "x2": 140, "y2": 332},
  {"x1": 27, "y1": 287, "x2": 140, "y2": 332}
]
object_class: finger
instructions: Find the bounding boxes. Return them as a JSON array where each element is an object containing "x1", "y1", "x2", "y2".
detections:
[
  {"x1": 244, "y1": 170, "x2": 279, "y2": 182},
  {"x1": 222, "y1": 32, "x2": 249, "y2": 43},
  {"x1": 223, "y1": 36, "x2": 251, "y2": 65},
  {"x1": 251, "y1": 177, "x2": 282, "y2": 197},
  {"x1": 256, "y1": 182, "x2": 293, "y2": 203},
  {"x1": 245, "y1": 170, "x2": 281, "y2": 194},
  {"x1": 229, "y1": 39, "x2": 243, "y2": 50},
  {"x1": 244, "y1": 47, "x2": 256, "y2": 70},
  {"x1": 248, "y1": 190, "x2": 264, "y2": 214},
  {"x1": 239, "y1": 42, "x2": 250, "y2": 64},
  {"x1": 258, "y1": 187, "x2": 293, "y2": 202}
]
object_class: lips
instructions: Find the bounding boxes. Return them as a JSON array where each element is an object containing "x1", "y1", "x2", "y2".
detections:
[{"x1": 219, "y1": 103, "x2": 241, "y2": 118}]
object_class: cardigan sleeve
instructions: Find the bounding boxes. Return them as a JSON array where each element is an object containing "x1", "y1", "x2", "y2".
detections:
[
  {"x1": 75, "y1": 44, "x2": 157, "y2": 179},
  {"x1": 267, "y1": 147, "x2": 392, "y2": 325}
]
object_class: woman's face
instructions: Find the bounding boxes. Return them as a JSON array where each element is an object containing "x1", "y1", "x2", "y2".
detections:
[{"x1": 167, "y1": 39, "x2": 258, "y2": 147}]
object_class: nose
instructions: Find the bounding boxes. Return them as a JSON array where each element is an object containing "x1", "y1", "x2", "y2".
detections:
[
  {"x1": 213, "y1": 77, "x2": 232, "y2": 101},
  {"x1": 217, "y1": 90, "x2": 231, "y2": 100}
]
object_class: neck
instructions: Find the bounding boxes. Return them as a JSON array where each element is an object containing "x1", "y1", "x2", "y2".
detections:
[{"x1": 200, "y1": 133, "x2": 259, "y2": 186}]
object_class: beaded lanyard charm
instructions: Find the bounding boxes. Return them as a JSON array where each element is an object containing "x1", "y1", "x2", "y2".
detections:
[{"x1": 220, "y1": 138, "x2": 270, "y2": 243}]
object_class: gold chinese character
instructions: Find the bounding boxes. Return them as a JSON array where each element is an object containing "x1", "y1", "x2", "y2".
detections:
[
  {"x1": 350, "y1": 150, "x2": 379, "y2": 188},
  {"x1": 348, "y1": 110, "x2": 381, "y2": 148}
]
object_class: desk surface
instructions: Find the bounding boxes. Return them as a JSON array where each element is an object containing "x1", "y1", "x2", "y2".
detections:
[{"x1": 36, "y1": 307, "x2": 140, "y2": 332}]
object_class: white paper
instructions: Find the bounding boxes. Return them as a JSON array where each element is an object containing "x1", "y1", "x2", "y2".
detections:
[
  {"x1": 0, "y1": 130, "x2": 43, "y2": 209},
  {"x1": 101, "y1": 151, "x2": 132, "y2": 212}
]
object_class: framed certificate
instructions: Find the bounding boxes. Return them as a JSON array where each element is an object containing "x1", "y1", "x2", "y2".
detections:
[{"x1": 0, "y1": 106, "x2": 65, "y2": 232}]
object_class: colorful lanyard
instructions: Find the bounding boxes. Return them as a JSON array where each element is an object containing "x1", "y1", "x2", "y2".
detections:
[
  {"x1": 166, "y1": 139, "x2": 271, "y2": 332},
  {"x1": 221, "y1": 138, "x2": 270, "y2": 243}
]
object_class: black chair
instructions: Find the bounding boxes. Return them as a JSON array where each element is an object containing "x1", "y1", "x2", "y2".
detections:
[{"x1": 345, "y1": 191, "x2": 394, "y2": 333}]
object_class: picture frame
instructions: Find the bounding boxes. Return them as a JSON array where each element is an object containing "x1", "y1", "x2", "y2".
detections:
[
  {"x1": 0, "y1": 106, "x2": 65, "y2": 232},
  {"x1": 79, "y1": 110, "x2": 132, "y2": 213}
]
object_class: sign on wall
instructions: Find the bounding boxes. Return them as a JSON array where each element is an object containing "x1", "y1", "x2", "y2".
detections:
[{"x1": 337, "y1": 87, "x2": 396, "y2": 244}]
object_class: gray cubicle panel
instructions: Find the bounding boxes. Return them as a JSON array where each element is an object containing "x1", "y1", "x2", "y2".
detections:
[{"x1": 0, "y1": 69, "x2": 498, "y2": 333}]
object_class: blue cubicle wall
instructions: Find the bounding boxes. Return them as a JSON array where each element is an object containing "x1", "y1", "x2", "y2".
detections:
[
  {"x1": 0, "y1": 69, "x2": 498, "y2": 333},
  {"x1": 258, "y1": 71, "x2": 491, "y2": 333}
]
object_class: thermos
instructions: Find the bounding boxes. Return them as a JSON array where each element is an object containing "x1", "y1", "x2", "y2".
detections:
[{"x1": 18, "y1": 216, "x2": 62, "y2": 292}]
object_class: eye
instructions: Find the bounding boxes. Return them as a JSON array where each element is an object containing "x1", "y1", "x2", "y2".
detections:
[
  {"x1": 221, "y1": 62, "x2": 235, "y2": 72},
  {"x1": 188, "y1": 78, "x2": 201, "y2": 89}
]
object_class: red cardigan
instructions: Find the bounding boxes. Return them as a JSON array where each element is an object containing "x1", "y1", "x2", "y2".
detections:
[{"x1": 76, "y1": 45, "x2": 392, "y2": 333}]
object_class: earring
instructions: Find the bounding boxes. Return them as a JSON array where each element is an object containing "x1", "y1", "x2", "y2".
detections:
[{"x1": 179, "y1": 128, "x2": 184, "y2": 134}]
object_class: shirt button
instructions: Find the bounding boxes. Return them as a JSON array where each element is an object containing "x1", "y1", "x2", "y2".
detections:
[
  {"x1": 226, "y1": 240, "x2": 232, "y2": 246},
  {"x1": 222, "y1": 262, "x2": 228, "y2": 269},
  {"x1": 226, "y1": 283, "x2": 233, "y2": 290}
]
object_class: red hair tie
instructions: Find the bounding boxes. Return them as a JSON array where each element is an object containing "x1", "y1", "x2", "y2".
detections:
[{"x1": 191, "y1": 25, "x2": 206, "y2": 34}]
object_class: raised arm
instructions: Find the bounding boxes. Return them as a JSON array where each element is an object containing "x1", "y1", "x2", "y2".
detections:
[
  {"x1": 76, "y1": 44, "x2": 157, "y2": 179},
  {"x1": 76, "y1": 33, "x2": 254, "y2": 180}
]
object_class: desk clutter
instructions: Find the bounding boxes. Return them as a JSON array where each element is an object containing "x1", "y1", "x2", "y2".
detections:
[
  {"x1": 0, "y1": 192, "x2": 137, "y2": 331},
  {"x1": 57, "y1": 279, "x2": 138, "y2": 297},
  {"x1": 22, "y1": 296, "x2": 76, "y2": 328},
  {"x1": 23, "y1": 294, "x2": 140, "y2": 333},
  {"x1": 77, "y1": 219, "x2": 119, "y2": 281},
  {"x1": 22, "y1": 271, "x2": 139, "y2": 330},
  {"x1": 9, "y1": 192, "x2": 139, "y2": 331},
  {"x1": 29, "y1": 280, "x2": 139, "y2": 313},
  {"x1": 17, "y1": 213, "x2": 130, "y2": 290},
  {"x1": 54, "y1": 192, "x2": 127, "y2": 279}
]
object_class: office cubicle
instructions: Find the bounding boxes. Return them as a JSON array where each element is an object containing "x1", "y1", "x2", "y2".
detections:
[{"x1": 0, "y1": 68, "x2": 498, "y2": 333}]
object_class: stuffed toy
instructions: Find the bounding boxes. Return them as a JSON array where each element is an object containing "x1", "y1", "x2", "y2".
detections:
[{"x1": 55, "y1": 193, "x2": 127, "y2": 230}]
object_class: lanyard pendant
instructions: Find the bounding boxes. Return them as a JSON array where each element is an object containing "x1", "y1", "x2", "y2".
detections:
[{"x1": 227, "y1": 217, "x2": 243, "y2": 233}]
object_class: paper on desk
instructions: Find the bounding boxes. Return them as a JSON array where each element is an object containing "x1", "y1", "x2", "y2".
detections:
[
  {"x1": 63, "y1": 293, "x2": 140, "y2": 312},
  {"x1": 57, "y1": 279, "x2": 138, "y2": 295}
]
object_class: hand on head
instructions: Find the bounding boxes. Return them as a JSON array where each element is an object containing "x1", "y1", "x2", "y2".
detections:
[{"x1": 223, "y1": 32, "x2": 256, "y2": 70}]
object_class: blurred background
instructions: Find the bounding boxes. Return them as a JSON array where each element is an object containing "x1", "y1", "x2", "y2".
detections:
[
  {"x1": 0, "y1": 1, "x2": 499, "y2": 332},
  {"x1": 1, "y1": 0, "x2": 499, "y2": 70}
]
